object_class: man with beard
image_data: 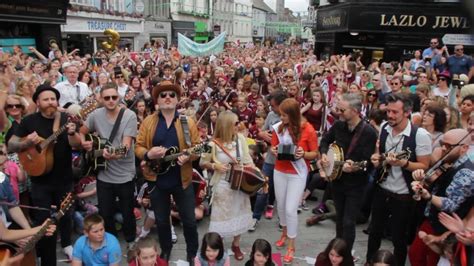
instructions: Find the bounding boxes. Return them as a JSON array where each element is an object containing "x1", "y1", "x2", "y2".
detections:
[
  {"x1": 366, "y1": 93, "x2": 432, "y2": 266},
  {"x1": 316, "y1": 93, "x2": 377, "y2": 252},
  {"x1": 80, "y1": 82, "x2": 138, "y2": 250},
  {"x1": 408, "y1": 128, "x2": 473, "y2": 266},
  {"x1": 8, "y1": 84, "x2": 81, "y2": 265}
]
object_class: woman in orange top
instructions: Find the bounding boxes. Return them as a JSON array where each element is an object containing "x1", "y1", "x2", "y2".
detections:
[{"x1": 270, "y1": 98, "x2": 319, "y2": 263}]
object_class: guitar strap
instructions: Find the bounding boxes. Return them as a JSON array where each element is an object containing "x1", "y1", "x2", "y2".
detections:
[
  {"x1": 179, "y1": 115, "x2": 192, "y2": 147},
  {"x1": 346, "y1": 121, "x2": 366, "y2": 159},
  {"x1": 107, "y1": 108, "x2": 125, "y2": 145},
  {"x1": 53, "y1": 112, "x2": 61, "y2": 133}
]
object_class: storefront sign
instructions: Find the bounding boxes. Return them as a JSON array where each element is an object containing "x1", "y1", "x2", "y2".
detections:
[
  {"x1": 442, "y1": 34, "x2": 474, "y2": 46},
  {"x1": 316, "y1": 3, "x2": 471, "y2": 34},
  {"x1": 0, "y1": 0, "x2": 67, "y2": 24},
  {"x1": 63, "y1": 17, "x2": 143, "y2": 33}
]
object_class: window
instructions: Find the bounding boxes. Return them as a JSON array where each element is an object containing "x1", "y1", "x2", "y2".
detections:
[{"x1": 70, "y1": 0, "x2": 94, "y2": 6}]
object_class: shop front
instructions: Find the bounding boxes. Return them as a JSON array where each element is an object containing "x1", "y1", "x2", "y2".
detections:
[
  {"x1": 172, "y1": 21, "x2": 195, "y2": 45},
  {"x1": 61, "y1": 14, "x2": 144, "y2": 55},
  {"x1": 0, "y1": 0, "x2": 68, "y2": 55},
  {"x1": 142, "y1": 20, "x2": 172, "y2": 49},
  {"x1": 314, "y1": 2, "x2": 471, "y2": 63}
]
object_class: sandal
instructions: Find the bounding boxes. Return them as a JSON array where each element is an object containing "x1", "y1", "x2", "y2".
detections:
[
  {"x1": 275, "y1": 234, "x2": 288, "y2": 248},
  {"x1": 231, "y1": 245, "x2": 244, "y2": 261},
  {"x1": 283, "y1": 248, "x2": 295, "y2": 264}
]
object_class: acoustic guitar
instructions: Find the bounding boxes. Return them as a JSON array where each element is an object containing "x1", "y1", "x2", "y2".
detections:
[
  {"x1": 83, "y1": 134, "x2": 128, "y2": 176},
  {"x1": 18, "y1": 101, "x2": 98, "y2": 177},
  {"x1": 144, "y1": 142, "x2": 211, "y2": 176},
  {"x1": 0, "y1": 193, "x2": 74, "y2": 266}
]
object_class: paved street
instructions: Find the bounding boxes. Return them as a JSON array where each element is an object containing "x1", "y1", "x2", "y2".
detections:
[{"x1": 56, "y1": 191, "x2": 392, "y2": 265}]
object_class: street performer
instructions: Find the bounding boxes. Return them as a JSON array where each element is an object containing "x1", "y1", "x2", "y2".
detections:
[
  {"x1": 80, "y1": 82, "x2": 138, "y2": 249},
  {"x1": 408, "y1": 128, "x2": 473, "y2": 266},
  {"x1": 135, "y1": 80, "x2": 200, "y2": 265},
  {"x1": 319, "y1": 93, "x2": 377, "y2": 252},
  {"x1": 366, "y1": 93, "x2": 432, "y2": 266},
  {"x1": 8, "y1": 84, "x2": 81, "y2": 265}
]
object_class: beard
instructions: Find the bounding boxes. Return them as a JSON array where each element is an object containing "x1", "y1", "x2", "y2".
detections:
[{"x1": 43, "y1": 106, "x2": 57, "y2": 116}]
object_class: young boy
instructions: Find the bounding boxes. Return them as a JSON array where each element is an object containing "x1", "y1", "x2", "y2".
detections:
[{"x1": 72, "y1": 214, "x2": 122, "y2": 266}]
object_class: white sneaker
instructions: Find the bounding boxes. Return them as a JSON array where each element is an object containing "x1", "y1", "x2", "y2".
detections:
[
  {"x1": 248, "y1": 218, "x2": 258, "y2": 232},
  {"x1": 171, "y1": 225, "x2": 177, "y2": 244},
  {"x1": 139, "y1": 227, "x2": 150, "y2": 239},
  {"x1": 63, "y1": 245, "x2": 73, "y2": 261}
]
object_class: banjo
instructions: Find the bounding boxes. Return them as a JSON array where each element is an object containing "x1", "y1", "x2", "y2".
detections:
[{"x1": 324, "y1": 143, "x2": 368, "y2": 181}]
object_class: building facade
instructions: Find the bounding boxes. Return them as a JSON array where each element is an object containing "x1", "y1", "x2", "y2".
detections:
[
  {"x1": 0, "y1": 0, "x2": 68, "y2": 55},
  {"x1": 141, "y1": 0, "x2": 172, "y2": 48},
  {"x1": 252, "y1": 0, "x2": 274, "y2": 43},
  {"x1": 313, "y1": 0, "x2": 472, "y2": 63},
  {"x1": 62, "y1": 0, "x2": 144, "y2": 54},
  {"x1": 170, "y1": 0, "x2": 212, "y2": 43}
]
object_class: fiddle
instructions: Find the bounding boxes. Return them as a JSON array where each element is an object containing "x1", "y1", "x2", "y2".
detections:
[{"x1": 412, "y1": 160, "x2": 453, "y2": 201}]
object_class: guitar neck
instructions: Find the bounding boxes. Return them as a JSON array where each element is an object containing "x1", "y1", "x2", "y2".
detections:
[
  {"x1": 40, "y1": 124, "x2": 68, "y2": 150},
  {"x1": 15, "y1": 220, "x2": 52, "y2": 256}
]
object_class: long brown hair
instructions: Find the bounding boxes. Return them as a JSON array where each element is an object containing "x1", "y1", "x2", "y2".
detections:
[
  {"x1": 214, "y1": 110, "x2": 237, "y2": 143},
  {"x1": 278, "y1": 98, "x2": 301, "y2": 144}
]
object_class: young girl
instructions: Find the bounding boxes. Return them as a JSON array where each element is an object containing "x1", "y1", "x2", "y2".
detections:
[
  {"x1": 195, "y1": 232, "x2": 230, "y2": 266},
  {"x1": 128, "y1": 237, "x2": 168, "y2": 266},
  {"x1": 245, "y1": 239, "x2": 275, "y2": 266},
  {"x1": 315, "y1": 238, "x2": 354, "y2": 266}
]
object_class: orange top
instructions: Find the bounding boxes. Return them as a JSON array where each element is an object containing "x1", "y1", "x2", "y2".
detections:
[{"x1": 271, "y1": 122, "x2": 318, "y2": 174}]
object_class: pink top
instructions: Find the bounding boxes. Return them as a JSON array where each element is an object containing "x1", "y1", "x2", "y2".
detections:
[{"x1": 4, "y1": 161, "x2": 20, "y2": 200}]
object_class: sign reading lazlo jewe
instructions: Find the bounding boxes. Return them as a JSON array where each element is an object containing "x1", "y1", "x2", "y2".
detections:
[
  {"x1": 380, "y1": 15, "x2": 469, "y2": 30},
  {"x1": 316, "y1": 4, "x2": 471, "y2": 34}
]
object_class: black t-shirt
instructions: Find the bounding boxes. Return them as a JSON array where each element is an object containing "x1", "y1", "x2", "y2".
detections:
[{"x1": 14, "y1": 112, "x2": 73, "y2": 185}]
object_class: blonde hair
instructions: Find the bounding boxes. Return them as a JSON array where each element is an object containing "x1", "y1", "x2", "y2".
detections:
[
  {"x1": 213, "y1": 110, "x2": 238, "y2": 143},
  {"x1": 460, "y1": 84, "x2": 474, "y2": 98}
]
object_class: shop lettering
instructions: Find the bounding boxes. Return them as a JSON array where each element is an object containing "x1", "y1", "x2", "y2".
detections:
[
  {"x1": 322, "y1": 15, "x2": 341, "y2": 27},
  {"x1": 380, "y1": 14, "x2": 470, "y2": 29},
  {"x1": 87, "y1": 21, "x2": 127, "y2": 31},
  {"x1": 380, "y1": 14, "x2": 427, "y2": 27}
]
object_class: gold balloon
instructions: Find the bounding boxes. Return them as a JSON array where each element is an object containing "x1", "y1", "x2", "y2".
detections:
[
  {"x1": 101, "y1": 29, "x2": 120, "y2": 51},
  {"x1": 49, "y1": 39, "x2": 59, "y2": 50}
]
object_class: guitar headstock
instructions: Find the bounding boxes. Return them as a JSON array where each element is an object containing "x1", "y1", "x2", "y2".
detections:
[
  {"x1": 358, "y1": 160, "x2": 368, "y2": 171},
  {"x1": 79, "y1": 99, "x2": 99, "y2": 119},
  {"x1": 397, "y1": 148, "x2": 412, "y2": 160},
  {"x1": 52, "y1": 193, "x2": 74, "y2": 222},
  {"x1": 192, "y1": 142, "x2": 212, "y2": 154}
]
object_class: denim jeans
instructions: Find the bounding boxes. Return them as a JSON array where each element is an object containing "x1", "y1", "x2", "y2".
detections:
[
  {"x1": 97, "y1": 179, "x2": 136, "y2": 243},
  {"x1": 367, "y1": 186, "x2": 414, "y2": 266},
  {"x1": 331, "y1": 182, "x2": 365, "y2": 251},
  {"x1": 30, "y1": 182, "x2": 73, "y2": 266},
  {"x1": 151, "y1": 184, "x2": 198, "y2": 257},
  {"x1": 252, "y1": 162, "x2": 275, "y2": 220}
]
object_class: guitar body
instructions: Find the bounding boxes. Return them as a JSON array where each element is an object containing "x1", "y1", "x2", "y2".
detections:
[
  {"x1": 0, "y1": 242, "x2": 36, "y2": 266},
  {"x1": 18, "y1": 137, "x2": 54, "y2": 177},
  {"x1": 84, "y1": 134, "x2": 109, "y2": 175},
  {"x1": 147, "y1": 147, "x2": 179, "y2": 175}
]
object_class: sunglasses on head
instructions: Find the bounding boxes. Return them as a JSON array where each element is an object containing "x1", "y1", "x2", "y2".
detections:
[
  {"x1": 159, "y1": 92, "x2": 176, "y2": 98},
  {"x1": 6, "y1": 104, "x2": 23, "y2": 109},
  {"x1": 103, "y1": 95, "x2": 119, "y2": 101}
]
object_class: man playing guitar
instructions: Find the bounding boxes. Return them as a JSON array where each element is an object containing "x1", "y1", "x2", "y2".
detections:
[
  {"x1": 135, "y1": 80, "x2": 200, "y2": 265},
  {"x1": 366, "y1": 93, "x2": 432, "y2": 266},
  {"x1": 8, "y1": 85, "x2": 81, "y2": 265},
  {"x1": 80, "y1": 82, "x2": 138, "y2": 249}
]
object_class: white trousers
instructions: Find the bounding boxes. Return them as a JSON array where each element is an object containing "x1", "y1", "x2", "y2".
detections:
[{"x1": 274, "y1": 169, "x2": 306, "y2": 238}]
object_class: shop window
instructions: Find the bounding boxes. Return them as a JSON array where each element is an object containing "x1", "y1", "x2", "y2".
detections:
[{"x1": 70, "y1": 0, "x2": 94, "y2": 6}]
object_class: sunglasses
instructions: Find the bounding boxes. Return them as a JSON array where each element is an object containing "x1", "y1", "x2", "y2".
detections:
[
  {"x1": 6, "y1": 104, "x2": 23, "y2": 109},
  {"x1": 455, "y1": 48, "x2": 464, "y2": 51},
  {"x1": 115, "y1": 75, "x2": 124, "y2": 78},
  {"x1": 103, "y1": 95, "x2": 119, "y2": 101},
  {"x1": 390, "y1": 83, "x2": 400, "y2": 85},
  {"x1": 368, "y1": 93, "x2": 377, "y2": 97},
  {"x1": 430, "y1": 42, "x2": 438, "y2": 45},
  {"x1": 159, "y1": 92, "x2": 176, "y2": 98},
  {"x1": 439, "y1": 77, "x2": 447, "y2": 81},
  {"x1": 439, "y1": 140, "x2": 461, "y2": 150}
]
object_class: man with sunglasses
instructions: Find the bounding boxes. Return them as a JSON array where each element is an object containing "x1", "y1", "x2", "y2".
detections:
[
  {"x1": 447, "y1": 45, "x2": 473, "y2": 79},
  {"x1": 80, "y1": 82, "x2": 138, "y2": 251},
  {"x1": 408, "y1": 128, "x2": 473, "y2": 266},
  {"x1": 135, "y1": 80, "x2": 200, "y2": 265}
]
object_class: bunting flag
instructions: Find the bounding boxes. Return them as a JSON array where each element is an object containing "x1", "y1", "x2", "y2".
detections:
[{"x1": 178, "y1": 32, "x2": 227, "y2": 57}]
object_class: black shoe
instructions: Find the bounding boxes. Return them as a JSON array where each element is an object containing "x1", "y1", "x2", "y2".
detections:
[
  {"x1": 160, "y1": 251, "x2": 171, "y2": 262},
  {"x1": 187, "y1": 255, "x2": 195, "y2": 266}
]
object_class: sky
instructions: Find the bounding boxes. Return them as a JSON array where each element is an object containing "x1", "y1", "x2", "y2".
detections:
[{"x1": 285, "y1": 0, "x2": 309, "y2": 13}]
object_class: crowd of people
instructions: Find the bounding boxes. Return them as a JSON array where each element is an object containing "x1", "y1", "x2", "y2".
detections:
[{"x1": 0, "y1": 36, "x2": 472, "y2": 266}]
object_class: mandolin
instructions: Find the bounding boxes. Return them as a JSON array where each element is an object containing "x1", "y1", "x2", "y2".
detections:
[
  {"x1": 375, "y1": 148, "x2": 412, "y2": 184},
  {"x1": 144, "y1": 142, "x2": 211, "y2": 176},
  {"x1": 18, "y1": 101, "x2": 98, "y2": 177},
  {"x1": 0, "y1": 193, "x2": 74, "y2": 266}
]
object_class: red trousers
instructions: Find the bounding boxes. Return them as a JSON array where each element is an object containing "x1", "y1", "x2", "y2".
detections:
[{"x1": 408, "y1": 219, "x2": 440, "y2": 266}]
